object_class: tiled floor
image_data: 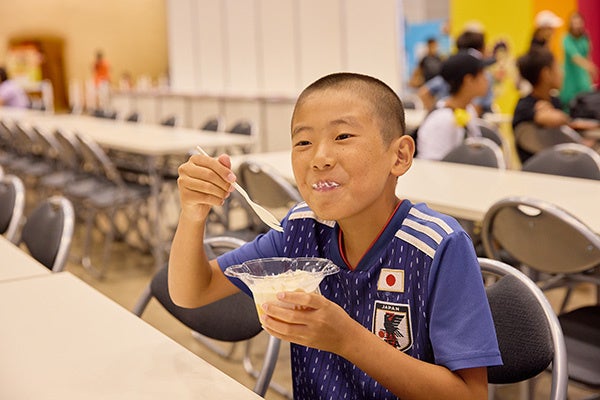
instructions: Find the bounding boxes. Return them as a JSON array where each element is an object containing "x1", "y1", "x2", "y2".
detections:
[{"x1": 64, "y1": 220, "x2": 599, "y2": 400}]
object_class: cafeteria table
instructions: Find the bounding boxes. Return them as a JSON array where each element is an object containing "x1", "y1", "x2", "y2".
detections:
[
  {"x1": 230, "y1": 151, "x2": 600, "y2": 234},
  {"x1": 0, "y1": 235, "x2": 50, "y2": 282},
  {"x1": 0, "y1": 272, "x2": 262, "y2": 400}
]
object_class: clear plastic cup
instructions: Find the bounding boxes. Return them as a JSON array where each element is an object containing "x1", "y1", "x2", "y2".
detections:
[{"x1": 224, "y1": 257, "x2": 340, "y2": 318}]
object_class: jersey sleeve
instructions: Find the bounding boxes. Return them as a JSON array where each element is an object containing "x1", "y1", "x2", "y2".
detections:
[{"x1": 427, "y1": 231, "x2": 503, "y2": 371}]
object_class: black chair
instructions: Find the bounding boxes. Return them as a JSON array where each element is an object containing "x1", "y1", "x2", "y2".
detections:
[
  {"x1": 18, "y1": 195, "x2": 75, "y2": 272},
  {"x1": 226, "y1": 119, "x2": 256, "y2": 154},
  {"x1": 481, "y1": 196, "x2": 600, "y2": 395},
  {"x1": 514, "y1": 122, "x2": 584, "y2": 163},
  {"x1": 0, "y1": 174, "x2": 25, "y2": 243},
  {"x1": 522, "y1": 143, "x2": 600, "y2": 180},
  {"x1": 160, "y1": 115, "x2": 177, "y2": 127},
  {"x1": 442, "y1": 137, "x2": 506, "y2": 169},
  {"x1": 480, "y1": 258, "x2": 568, "y2": 400},
  {"x1": 124, "y1": 112, "x2": 140, "y2": 122},
  {"x1": 65, "y1": 133, "x2": 151, "y2": 278},
  {"x1": 200, "y1": 116, "x2": 224, "y2": 132},
  {"x1": 132, "y1": 236, "x2": 288, "y2": 398}
]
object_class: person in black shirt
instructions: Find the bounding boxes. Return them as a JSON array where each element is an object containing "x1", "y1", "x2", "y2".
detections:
[{"x1": 513, "y1": 47, "x2": 597, "y2": 163}]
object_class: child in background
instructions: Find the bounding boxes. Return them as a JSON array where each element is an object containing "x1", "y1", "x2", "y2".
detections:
[
  {"x1": 169, "y1": 72, "x2": 502, "y2": 399},
  {"x1": 513, "y1": 47, "x2": 597, "y2": 163},
  {"x1": 416, "y1": 51, "x2": 489, "y2": 160}
]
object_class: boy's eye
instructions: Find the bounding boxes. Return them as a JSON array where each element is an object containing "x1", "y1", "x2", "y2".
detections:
[
  {"x1": 294, "y1": 140, "x2": 311, "y2": 147},
  {"x1": 335, "y1": 133, "x2": 353, "y2": 140}
]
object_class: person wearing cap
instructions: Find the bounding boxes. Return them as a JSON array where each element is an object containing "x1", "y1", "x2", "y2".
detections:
[
  {"x1": 415, "y1": 50, "x2": 488, "y2": 160},
  {"x1": 418, "y1": 28, "x2": 495, "y2": 116},
  {"x1": 559, "y1": 12, "x2": 598, "y2": 109},
  {"x1": 530, "y1": 10, "x2": 563, "y2": 51},
  {"x1": 0, "y1": 67, "x2": 29, "y2": 108}
]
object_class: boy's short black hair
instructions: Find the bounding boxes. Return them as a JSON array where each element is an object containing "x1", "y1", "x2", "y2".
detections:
[
  {"x1": 456, "y1": 31, "x2": 485, "y2": 52},
  {"x1": 440, "y1": 50, "x2": 485, "y2": 94},
  {"x1": 517, "y1": 47, "x2": 554, "y2": 86},
  {"x1": 293, "y1": 72, "x2": 406, "y2": 144},
  {"x1": 426, "y1": 37, "x2": 437, "y2": 45}
]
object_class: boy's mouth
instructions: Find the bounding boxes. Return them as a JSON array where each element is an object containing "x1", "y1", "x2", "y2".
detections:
[{"x1": 311, "y1": 180, "x2": 340, "y2": 190}]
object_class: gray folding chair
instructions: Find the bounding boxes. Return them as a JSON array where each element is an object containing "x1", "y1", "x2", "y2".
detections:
[
  {"x1": 481, "y1": 197, "x2": 600, "y2": 395},
  {"x1": 442, "y1": 137, "x2": 507, "y2": 169},
  {"x1": 480, "y1": 258, "x2": 568, "y2": 400},
  {"x1": 514, "y1": 122, "x2": 583, "y2": 158},
  {"x1": 18, "y1": 195, "x2": 75, "y2": 272},
  {"x1": 200, "y1": 116, "x2": 224, "y2": 132},
  {"x1": 132, "y1": 236, "x2": 289, "y2": 398},
  {"x1": 215, "y1": 160, "x2": 302, "y2": 234},
  {"x1": 66, "y1": 133, "x2": 151, "y2": 278},
  {"x1": 226, "y1": 119, "x2": 257, "y2": 154},
  {"x1": 160, "y1": 115, "x2": 177, "y2": 127},
  {"x1": 0, "y1": 174, "x2": 26, "y2": 244},
  {"x1": 522, "y1": 143, "x2": 600, "y2": 180}
]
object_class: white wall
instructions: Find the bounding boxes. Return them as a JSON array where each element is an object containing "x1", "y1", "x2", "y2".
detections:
[{"x1": 166, "y1": 0, "x2": 404, "y2": 95}]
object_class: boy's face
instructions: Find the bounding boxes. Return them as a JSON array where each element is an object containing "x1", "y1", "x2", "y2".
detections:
[
  {"x1": 543, "y1": 61, "x2": 563, "y2": 90},
  {"x1": 290, "y1": 88, "x2": 411, "y2": 223}
]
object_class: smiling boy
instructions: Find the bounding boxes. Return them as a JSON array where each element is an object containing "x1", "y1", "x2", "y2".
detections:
[{"x1": 169, "y1": 73, "x2": 501, "y2": 399}]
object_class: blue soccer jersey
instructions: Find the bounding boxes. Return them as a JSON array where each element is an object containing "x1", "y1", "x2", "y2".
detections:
[{"x1": 218, "y1": 200, "x2": 502, "y2": 400}]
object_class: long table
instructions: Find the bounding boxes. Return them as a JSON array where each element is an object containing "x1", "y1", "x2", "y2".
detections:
[
  {"x1": 0, "y1": 236, "x2": 50, "y2": 282},
  {"x1": 0, "y1": 272, "x2": 262, "y2": 399},
  {"x1": 0, "y1": 108, "x2": 255, "y2": 270},
  {"x1": 230, "y1": 151, "x2": 600, "y2": 234}
]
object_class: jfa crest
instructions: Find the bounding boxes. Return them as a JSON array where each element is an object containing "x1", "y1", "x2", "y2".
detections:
[{"x1": 372, "y1": 300, "x2": 413, "y2": 352}]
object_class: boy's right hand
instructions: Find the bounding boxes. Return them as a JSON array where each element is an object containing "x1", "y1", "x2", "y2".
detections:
[{"x1": 176, "y1": 153, "x2": 237, "y2": 222}]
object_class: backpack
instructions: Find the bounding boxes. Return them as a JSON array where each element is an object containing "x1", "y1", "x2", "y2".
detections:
[{"x1": 569, "y1": 91, "x2": 600, "y2": 120}]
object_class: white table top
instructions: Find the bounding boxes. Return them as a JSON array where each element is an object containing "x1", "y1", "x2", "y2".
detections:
[
  {"x1": 230, "y1": 151, "x2": 600, "y2": 234},
  {"x1": 0, "y1": 236, "x2": 50, "y2": 282},
  {"x1": 0, "y1": 108, "x2": 254, "y2": 156},
  {"x1": 0, "y1": 272, "x2": 261, "y2": 400}
]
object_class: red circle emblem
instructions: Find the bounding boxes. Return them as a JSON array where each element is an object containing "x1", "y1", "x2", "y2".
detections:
[{"x1": 386, "y1": 274, "x2": 396, "y2": 287}]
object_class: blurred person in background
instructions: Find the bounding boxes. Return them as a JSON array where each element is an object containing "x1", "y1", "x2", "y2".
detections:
[
  {"x1": 529, "y1": 10, "x2": 563, "y2": 51},
  {"x1": 409, "y1": 37, "x2": 444, "y2": 89},
  {"x1": 0, "y1": 66, "x2": 29, "y2": 108},
  {"x1": 93, "y1": 50, "x2": 111, "y2": 88},
  {"x1": 559, "y1": 12, "x2": 598, "y2": 109}
]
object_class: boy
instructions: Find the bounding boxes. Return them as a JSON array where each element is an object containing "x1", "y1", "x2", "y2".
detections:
[
  {"x1": 513, "y1": 47, "x2": 596, "y2": 163},
  {"x1": 416, "y1": 51, "x2": 489, "y2": 160},
  {"x1": 169, "y1": 73, "x2": 502, "y2": 399}
]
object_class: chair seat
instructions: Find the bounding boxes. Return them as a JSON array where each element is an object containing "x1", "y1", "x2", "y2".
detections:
[
  {"x1": 559, "y1": 305, "x2": 600, "y2": 387},
  {"x1": 150, "y1": 266, "x2": 263, "y2": 342}
]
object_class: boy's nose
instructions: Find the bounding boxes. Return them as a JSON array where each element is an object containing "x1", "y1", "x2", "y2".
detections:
[{"x1": 312, "y1": 143, "x2": 334, "y2": 170}]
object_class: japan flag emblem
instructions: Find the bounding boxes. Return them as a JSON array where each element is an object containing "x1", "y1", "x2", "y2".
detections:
[{"x1": 377, "y1": 269, "x2": 404, "y2": 293}]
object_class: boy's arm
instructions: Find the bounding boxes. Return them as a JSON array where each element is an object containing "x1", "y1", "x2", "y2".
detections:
[
  {"x1": 168, "y1": 153, "x2": 241, "y2": 308},
  {"x1": 261, "y1": 292, "x2": 488, "y2": 399},
  {"x1": 533, "y1": 100, "x2": 570, "y2": 127}
]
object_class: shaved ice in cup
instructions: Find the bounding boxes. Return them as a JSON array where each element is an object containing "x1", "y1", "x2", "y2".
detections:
[{"x1": 224, "y1": 257, "x2": 340, "y2": 318}]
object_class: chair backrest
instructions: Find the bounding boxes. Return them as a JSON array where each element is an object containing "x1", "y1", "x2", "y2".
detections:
[
  {"x1": 227, "y1": 120, "x2": 254, "y2": 136},
  {"x1": 514, "y1": 122, "x2": 582, "y2": 155},
  {"x1": 160, "y1": 115, "x2": 177, "y2": 127},
  {"x1": 31, "y1": 125, "x2": 62, "y2": 164},
  {"x1": 125, "y1": 112, "x2": 140, "y2": 122},
  {"x1": 151, "y1": 235, "x2": 263, "y2": 341},
  {"x1": 522, "y1": 143, "x2": 600, "y2": 180},
  {"x1": 74, "y1": 133, "x2": 124, "y2": 186},
  {"x1": 200, "y1": 116, "x2": 224, "y2": 132},
  {"x1": 53, "y1": 129, "x2": 84, "y2": 171},
  {"x1": 19, "y1": 195, "x2": 75, "y2": 272},
  {"x1": 238, "y1": 160, "x2": 302, "y2": 210},
  {"x1": 442, "y1": 137, "x2": 506, "y2": 169},
  {"x1": 481, "y1": 196, "x2": 600, "y2": 274},
  {"x1": 0, "y1": 175, "x2": 26, "y2": 243},
  {"x1": 474, "y1": 118, "x2": 504, "y2": 148},
  {"x1": 479, "y1": 258, "x2": 568, "y2": 400}
]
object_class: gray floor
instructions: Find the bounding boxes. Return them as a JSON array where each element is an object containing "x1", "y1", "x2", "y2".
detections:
[{"x1": 64, "y1": 220, "x2": 599, "y2": 400}]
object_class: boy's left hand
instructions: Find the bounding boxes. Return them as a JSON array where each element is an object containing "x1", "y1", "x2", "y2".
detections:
[{"x1": 260, "y1": 292, "x2": 357, "y2": 354}]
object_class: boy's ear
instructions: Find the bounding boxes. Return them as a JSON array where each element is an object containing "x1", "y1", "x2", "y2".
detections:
[{"x1": 391, "y1": 135, "x2": 414, "y2": 177}]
